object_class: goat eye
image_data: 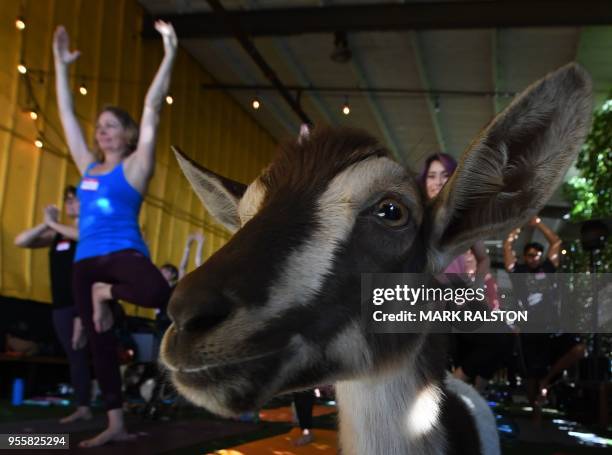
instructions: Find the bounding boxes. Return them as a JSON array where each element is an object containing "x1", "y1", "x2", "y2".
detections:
[{"x1": 374, "y1": 198, "x2": 409, "y2": 227}]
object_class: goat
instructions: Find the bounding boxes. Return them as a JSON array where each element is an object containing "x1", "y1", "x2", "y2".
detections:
[{"x1": 160, "y1": 64, "x2": 592, "y2": 454}]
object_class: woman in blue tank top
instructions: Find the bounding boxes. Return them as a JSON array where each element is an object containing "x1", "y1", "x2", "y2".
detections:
[{"x1": 53, "y1": 20, "x2": 175, "y2": 448}]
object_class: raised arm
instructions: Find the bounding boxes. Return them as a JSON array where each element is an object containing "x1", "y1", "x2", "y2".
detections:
[
  {"x1": 193, "y1": 233, "x2": 204, "y2": 268},
  {"x1": 178, "y1": 235, "x2": 193, "y2": 279},
  {"x1": 178, "y1": 233, "x2": 204, "y2": 279},
  {"x1": 43, "y1": 205, "x2": 79, "y2": 241},
  {"x1": 124, "y1": 21, "x2": 177, "y2": 191},
  {"x1": 53, "y1": 26, "x2": 95, "y2": 175},
  {"x1": 503, "y1": 227, "x2": 521, "y2": 272},
  {"x1": 14, "y1": 223, "x2": 55, "y2": 249},
  {"x1": 530, "y1": 216, "x2": 562, "y2": 267}
]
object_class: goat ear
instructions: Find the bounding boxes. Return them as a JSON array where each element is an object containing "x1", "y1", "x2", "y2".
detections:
[
  {"x1": 172, "y1": 146, "x2": 246, "y2": 234},
  {"x1": 427, "y1": 63, "x2": 592, "y2": 271}
]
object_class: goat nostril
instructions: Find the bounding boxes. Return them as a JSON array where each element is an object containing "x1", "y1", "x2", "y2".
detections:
[
  {"x1": 167, "y1": 286, "x2": 234, "y2": 336},
  {"x1": 184, "y1": 309, "x2": 231, "y2": 334}
]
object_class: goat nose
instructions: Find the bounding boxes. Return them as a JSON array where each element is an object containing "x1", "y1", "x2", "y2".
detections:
[{"x1": 167, "y1": 288, "x2": 233, "y2": 335}]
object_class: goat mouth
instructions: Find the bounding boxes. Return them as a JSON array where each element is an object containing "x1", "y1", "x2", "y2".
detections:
[
  {"x1": 163, "y1": 349, "x2": 283, "y2": 374},
  {"x1": 168, "y1": 349, "x2": 289, "y2": 416}
]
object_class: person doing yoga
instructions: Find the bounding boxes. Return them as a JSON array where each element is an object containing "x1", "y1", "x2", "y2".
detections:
[{"x1": 53, "y1": 20, "x2": 176, "y2": 447}]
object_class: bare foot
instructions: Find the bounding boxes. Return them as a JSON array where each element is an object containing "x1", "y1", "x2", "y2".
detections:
[
  {"x1": 78, "y1": 426, "x2": 137, "y2": 448},
  {"x1": 293, "y1": 430, "x2": 314, "y2": 446},
  {"x1": 60, "y1": 406, "x2": 92, "y2": 424},
  {"x1": 91, "y1": 282, "x2": 114, "y2": 333},
  {"x1": 71, "y1": 317, "x2": 87, "y2": 350}
]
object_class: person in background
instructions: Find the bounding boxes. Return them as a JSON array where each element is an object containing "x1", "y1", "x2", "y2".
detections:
[
  {"x1": 157, "y1": 233, "x2": 205, "y2": 333},
  {"x1": 14, "y1": 186, "x2": 92, "y2": 423},
  {"x1": 53, "y1": 20, "x2": 176, "y2": 447},
  {"x1": 292, "y1": 389, "x2": 316, "y2": 446},
  {"x1": 504, "y1": 216, "x2": 585, "y2": 421},
  {"x1": 420, "y1": 153, "x2": 511, "y2": 392}
]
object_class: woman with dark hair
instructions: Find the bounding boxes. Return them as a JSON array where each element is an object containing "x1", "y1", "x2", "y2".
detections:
[
  {"x1": 420, "y1": 152, "x2": 490, "y2": 279},
  {"x1": 53, "y1": 20, "x2": 175, "y2": 447},
  {"x1": 420, "y1": 153, "x2": 510, "y2": 391},
  {"x1": 14, "y1": 186, "x2": 92, "y2": 423}
]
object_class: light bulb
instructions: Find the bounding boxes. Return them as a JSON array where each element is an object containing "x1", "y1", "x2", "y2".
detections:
[
  {"x1": 342, "y1": 104, "x2": 350, "y2": 115},
  {"x1": 16, "y1": 17, "x2": 26, "y2": 30},
  {"x1": 79, "y1": 85, "x2": 87, "y2": 95},
  {"x1": 252, "y1": 98, "x2": 260, "y2": 110},
  {"x1": 34, "y1": 138, "x2": 43, "y2": 148},
  {"x1": 17, "y1": 63, "x2": 27, "y2": 74},
  {"x1": 165, "y1": 95, "x2": 173, "y2": 105},
  {"x1": 29, "y1": 110, "x2": 38, "y2": 120}
]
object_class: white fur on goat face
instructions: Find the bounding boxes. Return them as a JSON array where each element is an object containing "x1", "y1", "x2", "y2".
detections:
[
  {"x1": 163, "y1": 153, "x2": 425, "y2": 415},
  {"x1": 262, "y1": 155, "x2": 421, "y2": 315}
]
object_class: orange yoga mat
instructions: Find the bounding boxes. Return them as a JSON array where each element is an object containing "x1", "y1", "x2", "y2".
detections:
[
  {"x1": 210, "y1": 428, "x2": 338, "y2": 455},
  {"x1": 258, "y1": 405, "x2": 337, "y2": 423}
]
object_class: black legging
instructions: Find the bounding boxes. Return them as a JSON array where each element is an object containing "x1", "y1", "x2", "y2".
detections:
[
  {"x1": 52, "y1": 306, "x2": 91, "y2": 407},
  {"x1": 293, "y1": 389, "x2": 315, "y2": 430},
  {"x1": 72, "y1": 249, "x2": 171, "y2": 410}
]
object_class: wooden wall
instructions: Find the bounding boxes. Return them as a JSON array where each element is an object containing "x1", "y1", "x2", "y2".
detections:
[{"x1": 0, "y1": 0, "x2": 277, "y2": 317}]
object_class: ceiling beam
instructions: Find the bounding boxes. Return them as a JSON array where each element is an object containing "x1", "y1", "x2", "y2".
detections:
[
  {"x1": 272, "y1": 41, "x2": 337, "y2": 125},
  {"x1": 199, "y1": 83, "x2": 513, "y2": 98},
  {"x1": 246, "y1": 0, "x2": 337, "y2": 125},
  {"x1": 491, "y1": 29, "x2": 513, "y2": 115},
  {"x1": 410, "y1": 32, "x2": 447, "y2": 155},
  {"x1": 346, "y1": 36, "x2": 404, "y2": 164},
  {"x1": 209, "y1": 40, "x2": 298, "y2": 135},
  {"x1": 142, "y1": 1, "x2": 612, "y2": 38},
  {"x1": 205, "y1": 0, "x2": 311, "y2": 125},
  {"x1": 575, "y1": 26, "x2": 612, "y2": 107}
]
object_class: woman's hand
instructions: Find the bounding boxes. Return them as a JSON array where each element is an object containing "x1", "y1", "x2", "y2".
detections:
[
  {"x1": 528, "y1": 216, "x2": 541, "y2": 227},
  {"x1": 44, "y1": 205, "x2": 60, "y2": 226},
  {"x1": 154, "y1": 20, "x2": 177, "y2": 57},
  {"x1": 53, "y1": 26, "x2": 81, "y2": 65}
]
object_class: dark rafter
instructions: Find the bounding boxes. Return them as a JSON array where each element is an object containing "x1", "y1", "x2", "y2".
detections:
[
  {"x1": 143, "y1": 1, "x2": 612, "y2": 38},
  {"x1": 200, "y1": 82, "x2": 517, "y2": 98},
  {"x1": 204, "y1": 0, "x2": 311, "y2": 126}
]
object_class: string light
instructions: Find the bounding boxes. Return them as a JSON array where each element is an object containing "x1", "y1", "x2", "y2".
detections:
[
  {"x1": 165, "y1": 95, "x2": 173, "y2": 105},
  {"x1": 29, "y1": 110, "x2": 38, "y2": 120},
  {"x1": 17, "y1": 63, "x2": 27, "y2": 74},
  {"x1": 34, "y1": 138, "x2": 43, "y2": 149},
  {"x1": 15, "y1": 17, "x2": 26, "y2": 30},
  {"x1": 342, "y1": 96, "x2": 350, "y2": 115},
  {"x1": 252, "y1": 96, "x2": 260, "y2": 110},
  {"x1": 79, "y1": 82, "x2": 88, "y2": 96}
]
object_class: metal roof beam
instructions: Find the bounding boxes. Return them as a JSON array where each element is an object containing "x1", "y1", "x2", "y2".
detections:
[
  {"x1": 346, "y1": 36, "x2": 404, "y2": 164},
  {"x1": 143, "y1": 1, "x2": 612, "y2": 38},
  {"x1": 205, "y1": 0, "x2": 311, "y2": 125},
  {"x1": 246, "y1": 0, "x2": 337, "y2": 126},
  {"x1": 209, "y1": 40, "x2": 298, "y2": 135},
  {"x1": 410, "y1": 32, "x2": 447, "y2": 155}
]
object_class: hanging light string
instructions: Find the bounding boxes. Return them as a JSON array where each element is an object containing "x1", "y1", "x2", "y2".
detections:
[
  {"x1": 0, "y1": 122, "x2": 65, "y2": 159},
  {"x1": 21, "y1": 71, "x2": 71, "y2": 152}
]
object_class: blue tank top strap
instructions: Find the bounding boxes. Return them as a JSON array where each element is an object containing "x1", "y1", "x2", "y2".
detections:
[{"x1": 84, "y1": 161, "x2": 99, "y2": 175}]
